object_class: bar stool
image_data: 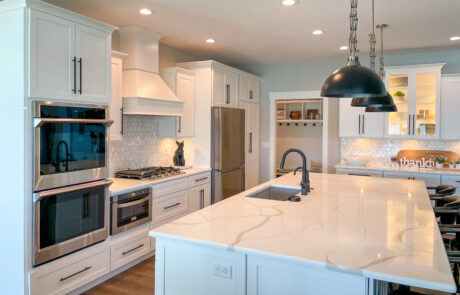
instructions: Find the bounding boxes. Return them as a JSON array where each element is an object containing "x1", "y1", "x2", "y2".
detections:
[{"x1": 428, "y1": 185, "x2": 457, "y2": 206}]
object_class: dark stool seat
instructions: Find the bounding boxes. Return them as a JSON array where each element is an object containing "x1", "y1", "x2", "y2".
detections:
[
  {"x1": 428, "y1": 184, "x2": 457, "y2": 197},
  {"x1": 390, "y1": 291, "x2": 422, "y2": 295}
]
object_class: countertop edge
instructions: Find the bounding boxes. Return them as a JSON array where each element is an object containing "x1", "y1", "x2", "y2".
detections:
[{"x1": 335, "y1": 164, "x2": 460, "y2": 176}]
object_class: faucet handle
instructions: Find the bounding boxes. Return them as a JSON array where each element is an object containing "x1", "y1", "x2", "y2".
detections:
[{"x1": 293, "y1": 166, "x2": 303, "y2": 175}]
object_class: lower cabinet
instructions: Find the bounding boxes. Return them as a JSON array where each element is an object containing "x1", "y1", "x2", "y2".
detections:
[
  {"x1": 247, "y1": 255, "x2": 366, "y2": 295},
  {"x1": 383, "y1": 171, "x2": 441, "y2": 187},
  {"x1": 29, "y1": 243, "x2": 110, "y2": 295},
  {"x1": 110, "y1": 232, "x2": 151, "y2": 271},
  {"x1": 336, "y1": 168, "x2": 383, "y2": 177},
  {"x1": 189, "y1": 183, "x2": 211, "y2": 213},
  {"x1": 152, "y1": 190, "x2": 189, "y2": 224}
]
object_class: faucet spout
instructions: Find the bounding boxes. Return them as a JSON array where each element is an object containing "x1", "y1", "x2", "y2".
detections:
[{"x1": 279, "y1": 149, "x2": 310, "y2": 196}]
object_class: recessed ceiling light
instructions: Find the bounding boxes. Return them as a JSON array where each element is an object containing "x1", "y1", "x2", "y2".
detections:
[
  {"x1": 339, "y1": 46, "x2": 349, "y2": 50},
  {"x1": 206, "y1": 38, "x2": 216, "y2": 44},
  {"x1": 312, "y1": 30, "x2": 323, "y2": 35},
  {"x1": 139, "y1": 8, "x2": 152, "y2": 15},
  {"x1": 450, "y1": 36, "x2": 460, "y2": 41},
  {"x1": 280, "y1": 0, "x2": 299, "y2": 6}
]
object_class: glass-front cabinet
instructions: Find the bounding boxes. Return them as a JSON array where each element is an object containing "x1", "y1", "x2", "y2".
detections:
[{"x1": 385, "y1": 64, "x2": 444, "y2": 138}]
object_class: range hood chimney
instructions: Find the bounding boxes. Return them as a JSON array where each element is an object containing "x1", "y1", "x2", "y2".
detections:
[{"x1": 119, "y1": 25, "x2": 183, "y2": 116}]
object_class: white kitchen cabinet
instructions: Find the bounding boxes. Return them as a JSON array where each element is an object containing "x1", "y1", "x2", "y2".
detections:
[
  {"x1": 336, "y1": 168, "x2": 383, "y2": 178},
  {"x1": 110, "y1": 232, "x2": 151, "y2": 272},
  {"x1": 240, "y1": 101, "x2": 260, "y2": 189},
  {"x1": 239, "y1": 75, "x2": 260, "y2": 103},
  {"x1": 159, "y1": 67, "x2": 196, "y2": 138},
  {"x1": 383, "y1": 171, "x2": 441, "y2": 186},
  {"x1": 245, "y1": 162, "x2": 259, "y2": 189},
  {"x1": 339, "y1": 97, "x2": 384, "y2": 138},
  {"x1": 385, "y1": 64, "x2": 444, "y2": 138},
  {"x1": 28, "y1": 8, "x2": 113, "y2": 103},
  {"x1": 247, "y1": 255, "x2": 366, "y2": 295},
  {"x1": 152, "y1": 190, "x2": 189, "y2": 224},
  {"x1": 189, "y1": 183, "x2": 211, "y2": 213},
  {"x1": 109, "y1": 51, "x2": 126, "y2": 141},
  {"x1": 212, "y1": 64, "x2": 239, "y2": 107},
  {"x1": 441, "y1": 74, "x2": 460, "y2": 140}
]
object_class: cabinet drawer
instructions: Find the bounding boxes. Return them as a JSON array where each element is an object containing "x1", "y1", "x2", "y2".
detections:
[
  {"x1": 384, "y1": 172, "x2": 441, "y2": 187},
  {"x1": 152, "y1": 177, "x2": 189, "y2": 198},
  {"x1": 336, "y1": 168, "x2": 383, "y2": 177},
  {"x1": 441, "y1": 175, "x2": 460, "y2": 188},
  {"x1": 30, "y1": 247, "x2": 109, "y2": 295},
  {"x1": 111, "y1": 234, "x2": 151, "y2": 271},
  {"x1": 152, "y1": 190, "x2": 189, "y2": 224},
  {"x1": 188, "y1": 172, "x2": 211, "y2": 187}
]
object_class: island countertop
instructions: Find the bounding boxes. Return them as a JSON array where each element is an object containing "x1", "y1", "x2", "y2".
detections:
[{"x1": 150, "y1": 172, "x2": 456, "y2": 292}]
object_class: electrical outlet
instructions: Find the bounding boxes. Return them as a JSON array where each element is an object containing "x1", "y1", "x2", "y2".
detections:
[{"x1": 212, "y1": 264, "x2": 232, "y2": 279}]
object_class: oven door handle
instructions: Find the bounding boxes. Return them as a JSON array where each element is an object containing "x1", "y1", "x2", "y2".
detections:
[
  {"x1": 34, "y1": 118, "x2": 114, "y2": 128},
  {"x1": 117, "y1": 197, "x2": 149, "y2": 209},
  {"x1": 33, "y1": 180, "x2": 113, "y2": 202}
]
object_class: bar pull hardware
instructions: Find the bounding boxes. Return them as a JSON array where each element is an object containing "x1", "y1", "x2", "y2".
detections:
[
  {"x1": 348, "y1": 173, "x2": 371, "y2": 177},
  {"x1": 72, "y1": 57, "x2": 77, "y2": 94},
  {"x1": 78, "y1": 58, "x2": 82, "y2": 94},
  {"x1": 164, "y1": 203, "x2": 181, "y2": 210},
  {"x1": 225, "y1": 84, "x2": 230, "y2": 104},
  {"x1": 195, "y1": 177, "x2": 208, "y2": 182},
  {"x1": 117, "y1": 197, "x2": 149, "y2": 209},
  {"x1": 60, "y1": 266, "x2": 92, "y2": 282},
  {"x1": 200, "y1": 189, "x2": 204, "y2": 209},
  {"x1": 178, "y1": 117, "x2": 182, "y2": 134},
  {"x1": 408, "y1": 114, "x2": 411, "y2": 135},
  {"x1": 358, "y1": 115, "x2": 361, "y2": 134},
  {"x1": 34, "y1": 118, "x2": 114, "y2": 128},
  {"x1": 362, "y1": 114, "x2": 365, "y2": 134},
  {"x1": 122, "y1": 244, "x2": 144, "y2": 256},
  {"x1": 120, "y1": 107, "x2": 124, "y2": 135},
  {"x1": 249, "y1": 90, "x2": 253, "y2": 99},
  {"x1": 412, "y1": 114, "x2": 416, "y2": 135},
  {"x1": 249, "y1": 132, "x2": 253, "y2": 153}
]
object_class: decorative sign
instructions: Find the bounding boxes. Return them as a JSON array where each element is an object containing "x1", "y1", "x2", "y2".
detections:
[
  {"x1": 399, "y1": 156, "x2": 434, "y2": 168},
  {"x1": 396, "y1": 150, "x2": 460, "y2": 168}
]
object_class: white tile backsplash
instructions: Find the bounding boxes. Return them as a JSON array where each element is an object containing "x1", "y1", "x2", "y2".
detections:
[
  {"x1": 109, "y1": 116, "x2": 194, "y2": 176},
  {"x1": 340, "y1": 138, "x2": 460, "y2": 164}
]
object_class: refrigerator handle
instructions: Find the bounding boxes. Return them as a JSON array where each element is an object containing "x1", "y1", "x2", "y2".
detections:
[
  {"x1": 212, "y1": 107, "x2": 222, "y2": 170},
  {"x1": 249, "y1": 132, "x2": 253, "y2": 153}
]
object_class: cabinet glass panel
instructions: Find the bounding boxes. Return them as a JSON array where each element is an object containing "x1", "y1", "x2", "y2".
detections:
[
  {"x1": 415, "y1": 72, "x2": 436, "y2": 136},
  {"x1": 388, "y1": 74, "x2": 409, "y2": 135}
]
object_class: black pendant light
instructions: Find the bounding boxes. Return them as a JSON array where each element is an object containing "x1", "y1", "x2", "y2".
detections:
[
  {"x1": 365, "y1": 102, "x2": 397, "y2": 112},
  {"x1": 321, "y1": 0, "x2": 386, "y2": 98}
]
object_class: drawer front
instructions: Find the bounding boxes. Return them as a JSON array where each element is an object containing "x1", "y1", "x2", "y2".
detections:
[
  {"x1": 384, "y1": 172, "x2": 441, "y2": 187},
  {"x1": 441, "y1": 175, "x2": 460, "y2": 188},
  {"x1": 30, "y1": 248, "x2": 109, "y2": 295},
  {"x1": 336, "y1": 168, "x2": 383, "y2": 177},
  {"x1": 152, "y1": 190, "x2": 189, "y2": 224},
  {"x1": 111, "y1": 234, "x2": 151, "y2": 271},
  {"x1": 152, "y1": 177, "x2": 189, "y2": 198},
  {"x1": 188, "y1": 172, "x2": 211, "y2": 187}
]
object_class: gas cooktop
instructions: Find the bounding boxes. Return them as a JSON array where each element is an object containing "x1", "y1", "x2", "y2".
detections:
[{"x1": 115, "y1": 166, "x2": 184, "y2": 180}]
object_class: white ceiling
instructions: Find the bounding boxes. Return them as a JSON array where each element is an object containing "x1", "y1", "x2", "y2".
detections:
[{"x1": 44, "y1": 0, "x2": 460, "y2": 66}]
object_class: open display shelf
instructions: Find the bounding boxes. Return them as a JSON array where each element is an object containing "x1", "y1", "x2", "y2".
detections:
[{"x1": 276, "y1": 99, "x2": 323, "y2": 124}]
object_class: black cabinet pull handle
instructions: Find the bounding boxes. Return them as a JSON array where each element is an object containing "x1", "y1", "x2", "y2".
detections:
[
  {"x1": 249, "y1": 90, "x2": 253, "y2": 99},
  {"x1": 412, "y1": 114, "x2": 416, "y2": 135},
  {"x1": 225, "y1": 84, "x2": 230, "y2": 104},
  {"x1": 349, "y1": 173, "x2": 371, "y2": 177},
  {"x1": 60, "y1": 266, "x2": 91, "y2": 282},
  {"x1": 362, "y1": 114, "x2": 365, "y2": 134},
  {"x1": 72, "y1": 57, "x2": 77, "y2": 94},
  {"x1": 122, "y1": 244, "x2": 144, "y2": 256},
  {"x1": 78, "y1": 58, "x2": 82, "y2": 94},
  {"x1": 249, "y1": 132, "x2": 253, "y2": 153},
  {"x1": 195, "y1": 177, "x2": 208, "y2": 182},
  {"x1": 200, "y1": 189, "x2": 204, "y2": 209},
  {"x1": 358, "y1": 114, "x2": 361, "y2": 134},
  {"x1": 178, "y1": 117, "x2": 182, "y2": 134},
  {"x1": 408, "y1": 114, "x2": 411, "y2": 135},
  {"x1": 120, "y1": 107, "x2": 124, "y2": 135},
  {"x1": 164, "y1": 202, "x2": 181, "y2": 210}
]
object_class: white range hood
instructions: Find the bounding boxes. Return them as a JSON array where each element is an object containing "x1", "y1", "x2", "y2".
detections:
[{"x1": 119, "y1": 25, "x2": 184, "y2": 116}]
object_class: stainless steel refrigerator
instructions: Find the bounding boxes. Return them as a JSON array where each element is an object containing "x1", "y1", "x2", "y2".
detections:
[{"x1": 211, "y1": 107, "x2": 245, "y2": 203}]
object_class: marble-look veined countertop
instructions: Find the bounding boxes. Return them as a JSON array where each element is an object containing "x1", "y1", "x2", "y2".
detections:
[
  {"x1": 150, "y1": 172, "x2": 456, "y2": 293},
  {"x1": 109, "y1": 168, "x2": 211, "y2": 196}
]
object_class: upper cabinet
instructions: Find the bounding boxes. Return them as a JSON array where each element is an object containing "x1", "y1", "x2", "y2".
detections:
[
  {"x1": 385, "y1": 64, "x2": 444, "y2": 138},
  {"x1": 28, "y1": 7, "x2": 114, "y2": 104},
  {"x1": 239, "y1": 75, "x2": 260, "y2": 103},
  {"x1": 212, "y1": 64, "x2": 239, "y2": 107},
  {"x1": 441, "y1": 74, "x2": 460, "y2": 140},
  {"x1": 110, "y1": 51, "x2": 127, "y2": 141},
  {"x1": 159, "y1": 67, "x2": 196, "y2": 138},
  {"x1": 339, "y1": 98, "x2": 384, "y2": 138}
]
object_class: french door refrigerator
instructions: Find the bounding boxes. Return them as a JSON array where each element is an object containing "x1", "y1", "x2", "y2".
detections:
[{"x1": 211, "y1": 107, "x2": 245, "y2": 203}]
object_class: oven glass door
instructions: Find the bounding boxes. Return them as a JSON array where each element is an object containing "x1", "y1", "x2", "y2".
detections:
[
  {"x1": 116, "y1": 197, "x2": 150, "y2": 228},
  {"x1": 38, "y1": 185, "x2": 105, "y2": 250},
  {"x1": 39, "y1": 105, "x2": 107, "y2": 176}
]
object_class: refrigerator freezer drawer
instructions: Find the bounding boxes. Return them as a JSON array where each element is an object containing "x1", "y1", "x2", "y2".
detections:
[{"x1": 212, "y1": 168, "x2": 245, "y2": 204}]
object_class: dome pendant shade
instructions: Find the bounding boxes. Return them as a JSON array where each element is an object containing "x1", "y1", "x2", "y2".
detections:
[
  {"x1": 321, "y1": 57, "x2": 387, "y2": 98},
  {"x1": 365, "y1": 103, "x2": 397, "y2": 112},
  {"x1": 351, "y1": 92, "x2": 395, "y2": 107}
]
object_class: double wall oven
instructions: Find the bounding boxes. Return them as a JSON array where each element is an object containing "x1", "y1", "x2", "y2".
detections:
[{"x1": 33, "y1": 102, "x2": 113, "y2": 266}]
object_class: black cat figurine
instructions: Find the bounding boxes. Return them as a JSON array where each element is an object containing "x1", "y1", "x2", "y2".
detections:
[{"x1": 173, "y1": 141, "x2": 185, "y2": 166}]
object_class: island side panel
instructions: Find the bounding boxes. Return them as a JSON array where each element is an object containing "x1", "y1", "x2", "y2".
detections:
[{"x1": 155, "y1": 238, "x2": 246, "y2": 295}]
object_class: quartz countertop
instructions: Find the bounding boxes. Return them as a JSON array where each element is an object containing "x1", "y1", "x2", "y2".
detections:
[
  {"x1": 150, "y1": 172, "x2": 456, "y2": 292},
  {"x1": 336, "y1": 163, "x2": 460, "y2": 176},
  {"x1": 109, "y1": 168, "x2": 211, "y2": 195}
]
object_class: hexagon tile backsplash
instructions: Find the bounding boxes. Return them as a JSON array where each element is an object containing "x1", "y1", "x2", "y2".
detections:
[
  {"x1": 109, "y1": 116, "x2": 195, "y2": 177},
  {"x1": 341, "y1": 138, "x2": 460, "y2": 164}
]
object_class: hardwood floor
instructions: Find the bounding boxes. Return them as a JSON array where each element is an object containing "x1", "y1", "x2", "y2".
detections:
[{"x1": 82, "y1": 257, "x2": 155, "y2": 295}]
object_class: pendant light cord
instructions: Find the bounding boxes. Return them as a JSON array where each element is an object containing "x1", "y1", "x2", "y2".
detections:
[
  {"x1": 349, "y1": 0, "x2": 359, "y2": 57},
  {"x1": 377, "y1": 24, "x2": 387, "y2": 80},
  {"x1": 369, "y1": 0, "x2": 376, "y2": 71}
]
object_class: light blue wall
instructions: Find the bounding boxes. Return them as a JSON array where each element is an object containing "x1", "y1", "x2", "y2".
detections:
[{"x1": 240, "y1": 48, "x2": 460, "y2": 182}]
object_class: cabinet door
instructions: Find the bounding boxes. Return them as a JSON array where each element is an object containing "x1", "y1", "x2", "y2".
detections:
[
  {"x1": 29, "y1": 10, "x2": 76, "y2": 100},
  {"x1": 75, "y1": 24, "x2": 110, "y2": 103},
  {"x1": 189, "y1": 183, "x2": 211, "y2": 213},
  {"x1": 441, "y1": 75, "x2": 460, "y2": 140},
  {"x1": 361, "y1": 112, "x2": 384, "y2": 138},
  {"x1": 240, "y1": 102, "x2": 259, "y2": 164},
  {"x1": 239, "y1": 76, "x2": 260, "y2": 103},
  {"x1": 245, "y1": 161, "x2": 259, "y2": 189},
  {"x1": 339, "y1": 98, "x2": 362, "y2": 137},
  {"x1": 212, "y1": 66, "x2": 226, "y2": 106},
  {"x1": 225, "y1": 70, "x2": 239, "y2": 107},
  {"x1": 110, "y1": 55, "x2": 123, "y2": 141},
  {"x1": 249, "y1": 78, "x2": 260, "y2": 103},
  {"x1": 176, "y1": 71, "x2": 195, "y2": 137}
]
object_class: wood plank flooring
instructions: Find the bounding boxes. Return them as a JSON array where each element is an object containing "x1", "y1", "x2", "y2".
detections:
[{"x1": 82, "y1": 257, "x2": 155, "y2": 295}]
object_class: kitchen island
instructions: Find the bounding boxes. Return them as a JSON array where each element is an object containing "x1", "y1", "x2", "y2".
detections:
[{"x1": 149, "y1": 173, "x2": 456, "y2": 295}]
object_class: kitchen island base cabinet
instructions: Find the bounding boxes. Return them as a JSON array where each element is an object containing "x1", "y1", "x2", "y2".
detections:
[{"x1": 154, "y1": 238, "x2": 367, "y2": 295}]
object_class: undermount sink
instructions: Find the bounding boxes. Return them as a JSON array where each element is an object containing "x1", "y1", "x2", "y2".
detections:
[{"x1": 246, "y1": 186, "x2": 301, "y2": 202}]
